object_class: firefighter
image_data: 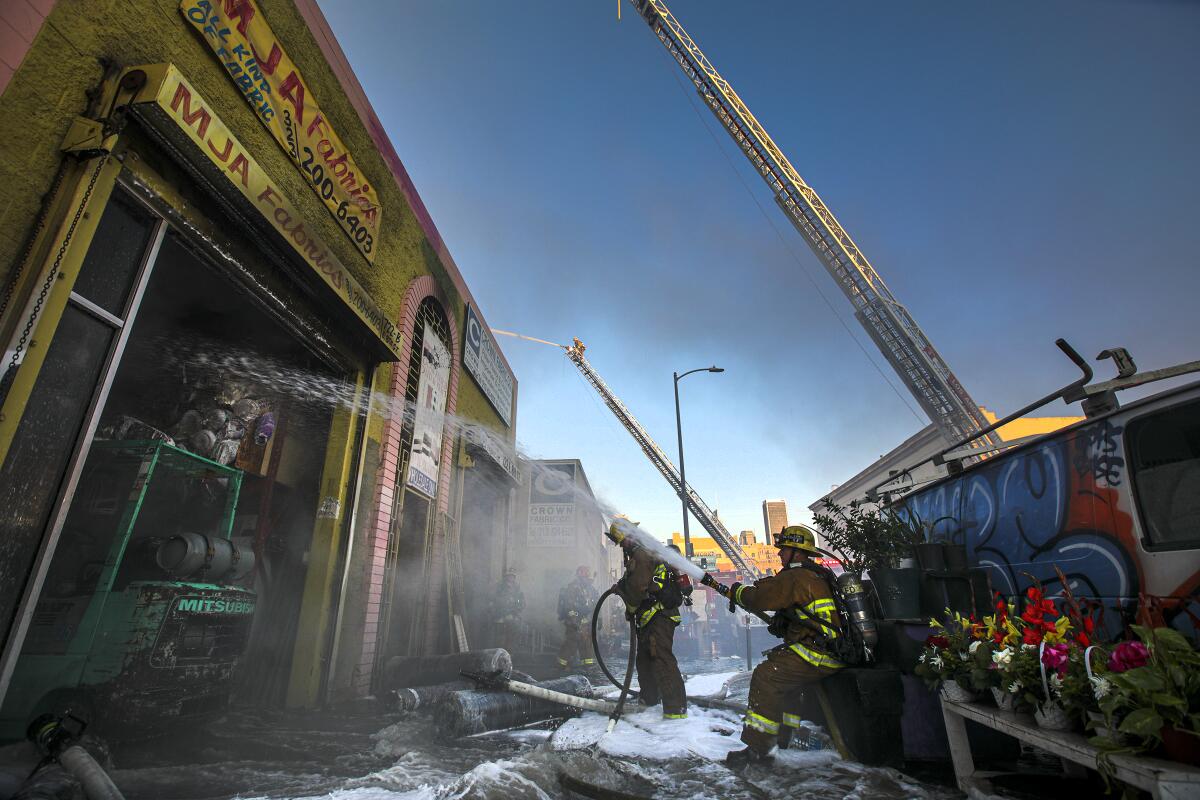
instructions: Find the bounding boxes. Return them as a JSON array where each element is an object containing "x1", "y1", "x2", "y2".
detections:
[
  {"x1": 557, "y1": 565, "x2": 598, "y2": 671},
  {"x1": 722, "y1": 524, "x2": 843, "y2": 768},
  {"x1": 491, "y1": 569, "x2": 525, "y2": 652},
  {"x1": 609, "y1": 522, "x2": 692, "y2": 719}
]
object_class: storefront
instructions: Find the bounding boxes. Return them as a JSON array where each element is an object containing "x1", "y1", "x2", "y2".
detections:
[{"x1": 0, "y1": 0, "x2": 517, "y2": 736}]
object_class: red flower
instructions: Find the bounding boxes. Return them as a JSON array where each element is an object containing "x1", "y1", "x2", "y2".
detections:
[
  {"x1": 1022, "y1": 627, "x2": 1044, "y2": 646},
  {"x1": 1108, "y1": 641, "x2": 1150, "y2": 673},
  {"x1": 1041, "y1": 643, "x2": 1070, "y2": 675},
  {"x1": 926, "y1": 635, "x2": 949, "y2": 648}
]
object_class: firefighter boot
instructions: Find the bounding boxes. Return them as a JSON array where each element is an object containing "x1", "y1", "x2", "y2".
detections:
[{"x1": 724, "y1": 746, "x2": 774, "y2": 769}]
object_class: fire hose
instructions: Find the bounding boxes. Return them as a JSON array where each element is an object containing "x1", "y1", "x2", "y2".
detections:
[
  {"x1": 26, "y1": 713, "x2": 125, "y2": 800},
  {"x1": 591, "y1": 585, "x2": 637, "y2": 732}
]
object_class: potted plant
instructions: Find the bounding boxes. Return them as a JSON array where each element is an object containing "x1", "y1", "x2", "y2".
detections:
[
  {"x1": 812, "y1": 499, "x2": 924, "y2": 619},
  {"x1": 1094, "y1": 625, "x2": 1200, "y2": 765}
]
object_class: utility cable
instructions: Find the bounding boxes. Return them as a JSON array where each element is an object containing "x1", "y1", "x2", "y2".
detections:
[{"x1": 647, "y1": 36, "x2": 926, "y2": 427}]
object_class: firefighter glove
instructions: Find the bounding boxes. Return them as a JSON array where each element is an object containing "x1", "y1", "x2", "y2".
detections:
[{"x1": 727, "y1": 582, "x2": 743, "y2": 614}]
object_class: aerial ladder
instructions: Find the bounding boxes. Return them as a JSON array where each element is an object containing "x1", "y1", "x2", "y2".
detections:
[
  {"x1": 627, "y1": 0, "x2": 999, "y2": 453},
  {"x1": 565, "y1": 339, "x2": 762, "y2": 579}
]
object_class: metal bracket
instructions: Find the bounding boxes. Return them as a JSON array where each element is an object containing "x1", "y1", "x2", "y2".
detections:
[{"x1": 60, "y1": 116, "x2": 117, "y2": 157}]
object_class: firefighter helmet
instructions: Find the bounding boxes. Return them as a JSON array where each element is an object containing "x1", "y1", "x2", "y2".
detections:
[
  {"x1": 606, "y1": 516, "x2": 639, "y2": 546},
  {"x1": 774, "y1": 524, "x2": 821, "y2": 554}
]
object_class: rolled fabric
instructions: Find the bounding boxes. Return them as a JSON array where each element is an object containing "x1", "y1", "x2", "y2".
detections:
[{"x1": 254, "y1": 412, "x2": 276, "y2": 446}]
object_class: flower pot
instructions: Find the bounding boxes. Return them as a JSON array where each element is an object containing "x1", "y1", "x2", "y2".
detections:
[
  {"x1": 940, "y1": 679, "x2": 979, "y2": 704},
  {"x1": 915, "y1": 542, "x2": 946, "y2": 571},
  {"x1": 1161, "y1": 725, "x2": 1200, "y2": 766},
  {"x1": 870, "y1": 567, "x2": 922, "y2": 620},
  {"x1": 943, "y1": 544, "x2": 968, "y2": 570},
  {"x1": 991, "y1": 687, "x2": 1016, "y2": 712},
  {"x1": 1034, "y1": 701, "x2": 1074, "y2": 731}
]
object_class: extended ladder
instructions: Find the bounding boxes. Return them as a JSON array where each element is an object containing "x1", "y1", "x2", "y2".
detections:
[{"x1": 566, "y1": 339, "x2": 761, "y2": 578}]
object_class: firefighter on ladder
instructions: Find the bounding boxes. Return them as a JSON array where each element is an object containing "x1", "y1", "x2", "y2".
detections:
[
  {"x1": 721, "y1": 524, "x2": 844, "y2": 768},
  {"x1": 608, "y1": 520, "x2": 692, "y2": 720},
  {"x1": 557, "y1": 565, "x2": 598, "y2": 671}
]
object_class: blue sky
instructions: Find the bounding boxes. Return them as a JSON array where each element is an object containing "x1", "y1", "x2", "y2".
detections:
[{"x1": 317, "y1": 0, "x2": 1200, "y2": 539}]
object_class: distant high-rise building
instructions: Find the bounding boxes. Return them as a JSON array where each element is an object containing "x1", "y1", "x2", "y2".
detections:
[
  {"x1": 739, "y1": 530, "x2": 757, "y2": 546},
  {"x1": 762, "y1": 499, "x2": 788, "y2": 540}
]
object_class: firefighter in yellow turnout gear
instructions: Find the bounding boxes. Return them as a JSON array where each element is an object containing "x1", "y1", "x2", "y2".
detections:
[
  {"x1": 724, "y1": 525, "x2": 844, "y2": 768},
  {"x1": 608, "y1": 522, "x2": 691, "y2": 719}
]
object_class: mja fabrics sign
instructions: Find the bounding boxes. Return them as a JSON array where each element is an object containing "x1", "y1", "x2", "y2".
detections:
[
  {"x1": 528, "y1": 463, "x2": 576, "y2": 548},
  {"x1": 181, "y1": 0, "x2": 382, "y2": 263}
]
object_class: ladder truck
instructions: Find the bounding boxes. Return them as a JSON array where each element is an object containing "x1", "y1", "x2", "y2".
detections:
[
  {"x1": 565, "y1": 339, "x2": 762, "y2": 579},
  {"x1": 628, "y1": 0, "x2": 998, "y2": 454}
]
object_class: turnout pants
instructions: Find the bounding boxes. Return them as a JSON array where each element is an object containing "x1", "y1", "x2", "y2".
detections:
[
  {"x1": 557, "y1": 621, "x2": 594, "y2": 668},
  {"x1": 635, "y1": 614, "x2": 686, "y2": 717},
  {"x1": 741, "y1": 645, "x2": 838, "y2": 754}
]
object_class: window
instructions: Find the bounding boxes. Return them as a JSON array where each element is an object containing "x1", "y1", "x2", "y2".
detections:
[{"x1": 1127, "y1": 398, "x2": 1200, "y2": 549}]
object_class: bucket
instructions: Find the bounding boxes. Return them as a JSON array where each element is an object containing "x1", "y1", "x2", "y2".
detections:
[
  {"x1": 915, "y1": 543, "x2": 946, "y2": 572},
  {"x1": 870, "y1": 567, "x2": 922, "y2": 620},
  {"x1": 156, "y1": 532, "x2": 208, "y2": 578}
]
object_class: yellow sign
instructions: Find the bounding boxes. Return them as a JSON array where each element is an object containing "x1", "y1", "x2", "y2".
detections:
[
  {"x1": 180, "y1": 0, "x2": 381, "y2": 263},
  {"x1": 126, "y1": 65, "x2": 402, "y2": 358}
]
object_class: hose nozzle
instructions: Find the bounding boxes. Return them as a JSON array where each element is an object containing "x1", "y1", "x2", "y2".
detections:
[{"x1": 700, "y1": 573, "x2": 729, "y2": 596}]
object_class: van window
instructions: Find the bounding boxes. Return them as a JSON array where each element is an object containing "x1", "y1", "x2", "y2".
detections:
[{"x1": 1127, "y1": 398, "x2": 1200, "y2": 548}]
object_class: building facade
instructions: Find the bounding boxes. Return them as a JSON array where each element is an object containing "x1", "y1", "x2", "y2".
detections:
[
  {"x1": 512, "y1": 459, "x2": 609, "y2": 650},
  {"x1": 669, "y1": 531, "x2": 779, "y2": 577},
  {"x1": 809, "y1": 408, "x2": 1084, "y2": 517},
  {"x1": 762, "y1": 499, "x2": 789, "y2": 540},
  {"x1": 0, "y1": 0, "x2": 517, "y2": 735}
]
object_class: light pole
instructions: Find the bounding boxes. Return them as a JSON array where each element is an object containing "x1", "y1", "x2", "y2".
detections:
[{"x1": 674, "y1": 365, "x2": 723, "y2": 559}]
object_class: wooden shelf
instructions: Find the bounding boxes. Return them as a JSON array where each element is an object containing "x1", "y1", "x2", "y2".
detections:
[{"x1": 940, "y1": 697, "x2": 1200, "y2": 799}]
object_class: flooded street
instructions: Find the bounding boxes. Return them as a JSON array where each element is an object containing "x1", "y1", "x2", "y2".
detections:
[{"x1": 105, "y1": 668, "x2": 963, "y2": 800}]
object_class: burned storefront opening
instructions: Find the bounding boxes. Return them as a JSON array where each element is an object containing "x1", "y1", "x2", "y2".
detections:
[{"x1": 0, "y1": 74, "x2": 391, "y2": 739}]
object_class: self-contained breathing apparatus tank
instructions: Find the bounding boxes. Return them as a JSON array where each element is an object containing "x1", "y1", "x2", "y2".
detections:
[{"x1": 834, "y1": 571, "x2": 878, "y2": 660}]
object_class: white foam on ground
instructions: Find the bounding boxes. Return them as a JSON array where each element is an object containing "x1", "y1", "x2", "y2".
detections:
[
  {"x1": 552, "y1": 705, "x2": 745, "y2": 761},
  {"x1": 684, "y1": 670, "x2": 740, "y2": 697}
]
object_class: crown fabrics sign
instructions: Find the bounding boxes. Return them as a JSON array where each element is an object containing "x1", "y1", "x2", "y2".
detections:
[
  {"x1": 462, "y1": 305, "x2": 514, "y2": 427},
  {"x1": 181, "y1": 0, "x2": 381, "y2": 263},
  {"x1": 407, "y1": 323, "x2": 452, "y2": 498},
  {"x1": 528, "y1": 463, "x2": 576, "y2": 548}
]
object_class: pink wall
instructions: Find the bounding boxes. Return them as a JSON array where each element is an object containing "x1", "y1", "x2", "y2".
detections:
[{"x1": 0, "y1": 0, "x2": 54, "y2": 96}]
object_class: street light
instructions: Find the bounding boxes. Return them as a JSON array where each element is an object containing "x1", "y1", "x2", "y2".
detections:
[{"x1": 674, "y1": 365, "x2": 724, "y2": 559}]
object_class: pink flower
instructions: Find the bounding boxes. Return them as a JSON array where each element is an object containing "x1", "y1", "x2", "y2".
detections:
[
  {"x1": 1108, "y1": 641, "x2": 1150, "y2": 673},
  {"x1": 1041, "y1": 643, "x2": 1070, "y2": 675}
]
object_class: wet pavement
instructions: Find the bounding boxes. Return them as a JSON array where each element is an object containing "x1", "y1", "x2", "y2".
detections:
[{"x1": 98, "y1": 663, "x2": 968, "y2": 800}]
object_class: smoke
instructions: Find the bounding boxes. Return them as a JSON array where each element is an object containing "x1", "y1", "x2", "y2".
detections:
[
  {"x1": 149, "y1": 340, "x2": 707, "y2": 593},
  {"x1": 608, "y1": 518, "x2": 705, "y2": 581}
]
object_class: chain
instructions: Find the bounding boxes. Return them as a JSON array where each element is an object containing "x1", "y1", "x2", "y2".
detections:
[
  {"x1": 0, "y1": 155, "x2": 110, "y2": 399},
  {"x1": 0, "y1": 163, "x2": 70, "y2": 321}
]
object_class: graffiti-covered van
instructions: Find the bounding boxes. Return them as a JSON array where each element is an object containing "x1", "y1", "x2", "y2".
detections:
[{"x1": 898, "y1": 380, "x2": 1199, "y2": 633}]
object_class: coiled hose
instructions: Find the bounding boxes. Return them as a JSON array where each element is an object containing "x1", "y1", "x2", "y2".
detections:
[{"x1": 591, "y1": 586, "x2": 637, "y2": 730}]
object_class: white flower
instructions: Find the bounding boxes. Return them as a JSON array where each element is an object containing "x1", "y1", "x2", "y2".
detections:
[
  {"x1": 1090, "y1": 676, "x2": 1112, "y2": 700},
  {"x1": 1049, "y1": 673, "x2": 1063, "y2": 698},
  {"x1": 1008, "y1": 680, "x2": 1023, "y2": 694},
  {"x1": 969, "y1": 641, "x2": 981, "y2": 654},
  {"x1": 931, "y1": 655, "x2": 944, "y2": 670},
  {"x1": 918, "y1": 652, "x2": 927, "y2": 663},
  {"x1": 992, "y1": 648, "x2": 1014, "y2": 667},
  {"x1": 1021, "y1": 644, "x2": 1036, "y2": 651},
  {"x1": 959, "y1": 651, "x2": 970, "y2": 662}
]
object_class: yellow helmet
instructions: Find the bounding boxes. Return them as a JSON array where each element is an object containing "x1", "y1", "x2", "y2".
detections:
[
  {"x1": 606, "y1": 516, "x2": 639, "y2": 546},
  {"x1": 774, "y1": 524, "x2": 821, "y2": 554}
]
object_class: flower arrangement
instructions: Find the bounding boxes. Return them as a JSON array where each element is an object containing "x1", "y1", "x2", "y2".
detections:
[
  {"x1": 914, "y1": 609, "x2": 995, "y2": 697},
  {"x1": 912, "y1": 576, "x2": 1200, "y2": 768}
]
